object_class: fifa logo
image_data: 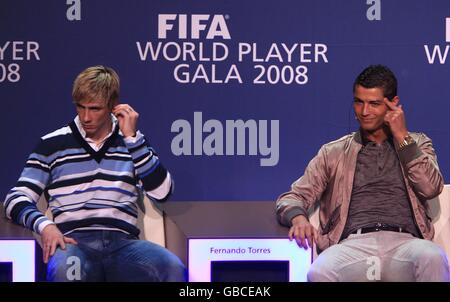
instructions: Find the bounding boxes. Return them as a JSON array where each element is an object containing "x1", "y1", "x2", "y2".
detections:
[{"x1": 158, "y1": 14, "x2": 231, "y2": 40}]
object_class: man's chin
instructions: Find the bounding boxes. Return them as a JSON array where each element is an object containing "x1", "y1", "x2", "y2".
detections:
[
  {"x1": 83, "y1": 127, "x2": 97, "y2": 134},
  {"x1": 360, "y1": 125, "x2": 383, "y2": 133}
]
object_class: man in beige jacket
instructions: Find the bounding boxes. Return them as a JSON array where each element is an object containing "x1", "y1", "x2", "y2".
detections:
[{"x1": 276, "y1": 65, "x2": 449, "y2": 281}]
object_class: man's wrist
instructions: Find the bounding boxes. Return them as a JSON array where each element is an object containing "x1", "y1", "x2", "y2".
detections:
[
  {"x1": 397, "y1": 133, "x2": 415, "y2": 150},
  {"x1": 39, "y1": 220, "x2": 56, "y2": 234},
  {"x1": 291, "y1": 214, "x2": 309, "y2": 225},
  {"x1": 124, "y1": 131, "x2": 137, "y2": 138},
  {"x1": 394, "y1": 130, "x2": 408, "y2": 143},
  {"x1": 124, "y1": 131, "x2": 143, "y2": 145}
]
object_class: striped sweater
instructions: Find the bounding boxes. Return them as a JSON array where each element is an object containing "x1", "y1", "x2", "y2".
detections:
[{"x1": 3, "y1": 118, "x2": 171, "y2": 237}]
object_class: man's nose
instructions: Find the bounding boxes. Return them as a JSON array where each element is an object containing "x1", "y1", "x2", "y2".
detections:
[
  {"x1": 361, "y1": 103, "x2": 370, "y2": 116},
  {"x1": 81, "y1": 109, "x2": 91, "y2": 122}
]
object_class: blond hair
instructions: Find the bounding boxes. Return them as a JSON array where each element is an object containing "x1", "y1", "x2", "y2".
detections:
[{"x1": 72, "y1": 65, "x2": 120, "y2": 109}]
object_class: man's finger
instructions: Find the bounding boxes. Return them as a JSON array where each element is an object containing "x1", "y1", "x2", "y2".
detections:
[
  {"x1": 113, "y1": 108, "x2": 130, "y2": 116},
  {"x1": 113, "y1": 104, "x2": 134, "y2": 113},
  {"x1": 305, "y1": 230, "x2": 313, "y2": 250},
  {"x1": 296, "y1": 229, "x2": 306, "y2": 249},
  {"x1": 296, "y1": 228, "x2": 305, "y2": 246},
  {"x1": 50, "y1": 241, "x2": 58, "y2": 257},
  {"x1": 294, "y1": 234, "x2": 305, "y2": 249},
  {"x1": 59, "y1": 238, "x2": 66, "y2": 250},
  {"x1": 384, "y1": 111, "x2": 394, "y2": 123},
  {"x1": 64, "y1": 237, "x2": 78, "y2": 245},
  {"x1": 114, "y1": 104, "x2": 130, "y2": 108},
  {"x1": 313, "y1": 228, "x2": 319, "y2": 243},
  {"x1": 113, "y1": 104, "x2": 127, "y2": 110},
  {"x1": 43, "y1": 244, "x2": 50, "y2": 263},
  {"x1": 383, "y1": 98, "x2": 398, "y2": 110},
  {"x1": 288, "y1": 227, "x2": 294, "y2": 241},
  {"x1": 292, "y1": 230, "x2": 301, "y2": 247}
]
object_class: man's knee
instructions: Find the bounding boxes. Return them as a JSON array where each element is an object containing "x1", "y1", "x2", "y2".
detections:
[
  {"x1": 408, "y1": 240, "x2": 449, "y2": 281},
  {"x1": 155, "y1": 247, "x2": 187, "y2": 281},
  {"x1": 165, "y1": 259, "x2": 187, "y2": 281},
  {"x1": 418, "y1": 242, "x2": 449, "y2": 268},
  {"x1": 307, "y1": 259, "x2": 335, "y2": 282},
  {"x1": 46, "y1": 245, "x2": 86, "y2": 282},
  {"x1": 125, "y1": 240, "x2": 187, "y2": 281}
]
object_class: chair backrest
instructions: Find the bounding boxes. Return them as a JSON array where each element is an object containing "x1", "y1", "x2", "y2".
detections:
[
  {"x1": 309, "y1": 204, "x2": 320, "y2": 260},
  {"x1": 428, "y1": 184, "x2": 450, "y2": 260},
  {"x1": 137, "y1": 195, "x2": 166, "y2": 247}
]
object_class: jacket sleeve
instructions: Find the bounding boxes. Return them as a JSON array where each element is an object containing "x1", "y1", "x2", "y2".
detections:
[
  {"x1": 276, "y1": 146, "x2": 329, "y2": 227},
  {"x1": 3, "y1": 139, "x2": 55, "y2": 234},
  {"x1": 124, "y1": 131, "x2": 173, "y2": 202},
  {"x1": 397, "y1": 133, "x2": 444, "y2": 200}
]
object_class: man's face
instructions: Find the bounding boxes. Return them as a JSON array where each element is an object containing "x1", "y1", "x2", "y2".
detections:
[
  {"x1": 76, "y1": 99, "x2": 112, "y2": 139},
  {"x1": 353, "y1": 85, "x2": 398, "y2": 133}
]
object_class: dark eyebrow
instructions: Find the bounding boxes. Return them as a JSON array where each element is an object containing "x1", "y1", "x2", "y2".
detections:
[
  {"x1": 76, "y1": 103, "x2": 104, "y2": 110},
  {"x1": 353, "y1": 98, "x2": 383, "y2": 104}
]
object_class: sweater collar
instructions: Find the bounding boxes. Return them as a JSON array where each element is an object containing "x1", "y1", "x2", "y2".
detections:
[{"x1": 69, "y1": 115, "x2": 120, "y2": 163}]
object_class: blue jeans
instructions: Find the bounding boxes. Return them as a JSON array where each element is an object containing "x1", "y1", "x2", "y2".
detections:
[{"x1": 46, "y1": 230, "x2": 186, "y2": 282}]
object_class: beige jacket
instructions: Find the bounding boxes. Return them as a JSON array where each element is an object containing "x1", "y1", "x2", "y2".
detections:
[{"x1": 276, "y1": 131, "x2": 444, "y2": 253}]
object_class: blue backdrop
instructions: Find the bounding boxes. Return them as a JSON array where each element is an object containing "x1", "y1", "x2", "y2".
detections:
[{"x1": 1, "y1": 0, "x2": 449, "y2": 201}]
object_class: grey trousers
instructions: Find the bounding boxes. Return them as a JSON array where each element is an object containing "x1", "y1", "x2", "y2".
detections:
[{"x1": 308, "y1": 231, "x2": 449, "y2": 282}]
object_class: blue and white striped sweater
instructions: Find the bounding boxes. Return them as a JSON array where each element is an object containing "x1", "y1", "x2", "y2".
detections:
[{"x1": 4, "y1": 120, "x2": 170, "y2": 236}]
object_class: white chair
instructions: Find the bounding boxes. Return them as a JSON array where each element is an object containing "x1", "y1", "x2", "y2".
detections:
[
  {"x1": 428, "y1": 184, "x2": 450, "y2": 260},
  {"x1": 136, "y1": 195, "x2": 166, "y2": 247}
]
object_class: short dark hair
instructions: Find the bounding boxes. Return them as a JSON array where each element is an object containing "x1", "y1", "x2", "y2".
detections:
[{"x1": 353, "y1": 65, "x2": 397, "y2": 100}]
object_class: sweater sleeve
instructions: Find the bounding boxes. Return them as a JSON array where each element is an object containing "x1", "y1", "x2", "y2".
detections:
[
  {"x1": 124, "y1": 131, "x2": 173, "y2": 201},
  {"x1": 3, "y1": 139, "x2": 55, "y2": 234}
]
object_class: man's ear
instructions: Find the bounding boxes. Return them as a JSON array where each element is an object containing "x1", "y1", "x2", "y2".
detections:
[
  {"x1": 109, "y1": 99, "x2": 119, "y2": 111},
  {"x1": 390, "y1": 95, "x2": 400, "y2": 106},
  {"x1": 391, "y1": 96, "x2": 400, "y2": 106}
]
